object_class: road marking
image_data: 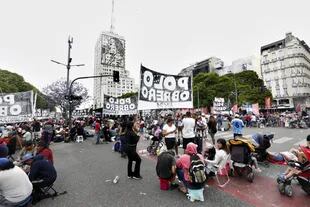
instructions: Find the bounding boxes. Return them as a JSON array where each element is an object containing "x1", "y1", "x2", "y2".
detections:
[
  {"x1": 273, "y1": 137, "x2": 294, "y2": 144},
  {"x1": 293, "y1": 139, "x2": 306, "y2": 146}
]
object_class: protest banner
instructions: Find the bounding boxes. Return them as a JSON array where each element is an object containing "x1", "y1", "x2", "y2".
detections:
[
  {"x1": 0, "y1": 91, "x2": 34, "y2": 124},
  {"x1": 213, "y1": 97, "x2": 227, "y2": 114},
  {"x1": 103, "y1": 95, "x2": 138, "y2": 115},
  {"x1": 138, "y1": 65, "x2": 193, "y2": 110}
]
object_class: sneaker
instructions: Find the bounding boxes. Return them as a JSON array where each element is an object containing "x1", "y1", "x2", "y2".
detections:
[
  {"x1": 128, "y1": 176, "x2": 133, "y2": 179},
  {"x1": 132, "y1": 176, "x2": 143, "y2": 180}
]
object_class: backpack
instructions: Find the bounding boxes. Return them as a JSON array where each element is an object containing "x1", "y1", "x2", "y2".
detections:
[{"x1": 189, "y1": 154, "x2": 206, "y2": 184}]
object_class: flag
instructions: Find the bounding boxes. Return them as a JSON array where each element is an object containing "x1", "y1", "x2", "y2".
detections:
[
  {"x1": 231, "y1": 104, "x2": 238, "y2": 113},
  {"x1": 265, "y1": 97, "x2": 271, "y2": 109},
  {"x1": 252, "y1": 103, "x2": 259, "y2": 115}
]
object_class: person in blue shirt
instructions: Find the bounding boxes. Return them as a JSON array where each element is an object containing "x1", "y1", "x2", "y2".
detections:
[{"x1": 231, "y1": 114, "x2": 245, "y2": 138}]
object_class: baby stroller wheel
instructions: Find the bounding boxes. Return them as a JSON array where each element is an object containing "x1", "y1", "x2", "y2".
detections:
[
  {"x1": 278, "y1": 183, "x2": 285, "y2": 194},
  {"x1": 234, "y1": 167, "x2": 243, "y2": 177},
  {"x1": 247, "y1": 172, "x2": 254, "y2": 183},
  {"x1": 146, "y1": 146, "x2": 152, "y2": 153},
  {"x1": 284, "y1": 185, "x2": 293, "y2": 197}
]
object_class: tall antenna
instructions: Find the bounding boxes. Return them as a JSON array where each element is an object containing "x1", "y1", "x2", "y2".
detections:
[{"x1": 110, "y1": 0, "x2": 115, "y2": 33}]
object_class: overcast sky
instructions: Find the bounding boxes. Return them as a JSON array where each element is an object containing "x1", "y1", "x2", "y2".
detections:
[{"x1": 0, "y1": 0, "x2": 309, "y2": 98}]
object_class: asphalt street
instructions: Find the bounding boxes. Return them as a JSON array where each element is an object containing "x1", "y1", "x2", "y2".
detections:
[{"x1": 36, "y1": 127, "x2": 310, "y2": 207}]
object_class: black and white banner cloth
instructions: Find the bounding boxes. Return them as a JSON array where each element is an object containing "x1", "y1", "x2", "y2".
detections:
[
  {"x1": 139, "y1": 65, "x2": 193, "y2": 110},
  {"x1": 0, "y1": 91, "x2": 34, "y2": 123},
  {"x1": 103, "y1": 95, "x2": 138, "y2": 115}
]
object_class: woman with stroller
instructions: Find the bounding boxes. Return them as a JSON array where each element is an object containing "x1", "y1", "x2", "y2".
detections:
[
  {"x1": 126, "y1": 119, "x2": 142, "y2": 180},
  {"x1": 205, "y1": 138, "x2": 229, "y2": 176}
]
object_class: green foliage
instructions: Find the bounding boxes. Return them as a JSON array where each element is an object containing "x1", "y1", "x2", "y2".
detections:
[
  {"x1": 120, "y1": 92, "x2": 138, "y2": 98},
  {"x1": 193, "y1": 71, "x2": 272, "y2": 108},
  {"x1": 0, "y1": 69, "x2": 54, "y2": 110}
]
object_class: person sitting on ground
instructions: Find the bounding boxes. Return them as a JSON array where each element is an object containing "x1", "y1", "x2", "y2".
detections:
[
  {"x1": 36, "y1": 141, "x2": 54, "y2": 164},
  {"x1": 22, "y1": 154, "x2": 57, "y2": 202},
  {"x1": 0, "y1": 158, "x2": 33, "y2": 206},
  {"x1": 205, "y1": 138, "x2": 229, "y2": 176},
  {"x1": 156, "y1": 150, "x2": 178, "y2": 190},
  {"x1": 19, "y1": 141, "x2": 35, "y2": 160},
  {"x1": 176, "y1": 143, "x2": 206, "y2": 194}
]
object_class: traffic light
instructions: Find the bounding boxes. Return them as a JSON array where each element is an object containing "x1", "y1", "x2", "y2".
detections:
[
  {"x1": 113, "y1": 70, "x2": 120, "y2": 83},
  {"x1": 68, "y1": 95, "x2": 83, "y2": 103}
]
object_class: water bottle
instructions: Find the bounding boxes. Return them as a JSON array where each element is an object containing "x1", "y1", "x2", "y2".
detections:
[{"x1": 113, "y1": 176, "x2": 120, "y2": 184}]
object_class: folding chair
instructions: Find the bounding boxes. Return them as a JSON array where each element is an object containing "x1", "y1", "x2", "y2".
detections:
[{"x1": 214, "y1": 154, "x2": 231, "y2": 188}]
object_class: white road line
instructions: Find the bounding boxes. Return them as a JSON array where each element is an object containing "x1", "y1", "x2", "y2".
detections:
[
  {"x1": 273, "y1": 137, "x2": 294, "y2": 144},
  {"x1": 293, "y1": 139, "x2": 306, "y2": 146}
]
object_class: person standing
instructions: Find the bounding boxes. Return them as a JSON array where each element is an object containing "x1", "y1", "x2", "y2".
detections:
[
  {"x1": 207, "y1": 116, "x2": 217, "y2": 145},
  {"x1": 182, "y1": 112, "x2": 196, "y2": 152},
  {"x1": 162, "y1": 118, "x2": 177, "y2": 151},
  {"x1": 231, "y1": 114, "x2": 245, "y2": 138},
  {"x1": 95, "y1": 119, "x2": 101, "y2": 144},
  {"x1": 126, "y1": 120, "x2": 142, "y2": 179}
]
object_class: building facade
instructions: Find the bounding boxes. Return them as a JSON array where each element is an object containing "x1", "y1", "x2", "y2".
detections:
[
  {"x1": 93, "y1": 31, "x2": 135, "y2": 108},
  {"x1": 178, "y1": 57, "x2": 224, "y2": 76},
  {"x1": 217, "y1": 56, "x2": 262, "y2": 78},
  {"x1": 261, "y1": 32, "x2": 310, "y2": 109}
]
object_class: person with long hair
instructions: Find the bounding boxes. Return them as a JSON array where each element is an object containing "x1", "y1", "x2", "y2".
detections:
[
  {"x1": 126, "y1": 119, "x2": 142, "y2": 179},
  {"x1": 205, "y1": 138, "x2": 229, "y2": 175},
  {"x1": 207, "y1": 116, "x2": 217, "y2": 145}
]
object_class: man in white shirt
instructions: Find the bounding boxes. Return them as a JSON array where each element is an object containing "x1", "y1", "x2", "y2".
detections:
[
  {"x1": 182, "y1": 112, "x2": 196, "y2": 152},
  {"x1": 0, "y1": 158, "x2": 33, "y2": 206}
]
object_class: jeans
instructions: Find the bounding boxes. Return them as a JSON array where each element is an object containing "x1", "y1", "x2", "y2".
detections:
[
  {"x1": 95, "y1": 132, "x2": 100, "y2": 144},
  {"x1": 127, "y1": 147, "x2": 141, "y2": 177}
]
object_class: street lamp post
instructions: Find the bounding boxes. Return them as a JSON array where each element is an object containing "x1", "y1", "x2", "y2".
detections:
[{"x1": 51, "y1": 36, "x2": 85, "y2": 123}]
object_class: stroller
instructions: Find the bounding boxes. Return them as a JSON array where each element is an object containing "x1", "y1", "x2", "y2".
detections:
[
  {"x1": 228, "y1": 138, "x2": 256, "y2": 182},
  {"x1": 252, "y1": 133, "x2": 274, "y2": 162},
  {"x1": 277, "y1": 146, "x2": 310, "y2": 197}
]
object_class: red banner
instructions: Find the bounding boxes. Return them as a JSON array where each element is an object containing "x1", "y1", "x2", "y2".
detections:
[{"x1": 231, "y1": 104, "x2": 238, "y2": 113}]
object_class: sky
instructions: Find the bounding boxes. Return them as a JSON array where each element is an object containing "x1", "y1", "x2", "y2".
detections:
[{"x1": 0, "y1": 0, "x2": 309, "y2": 100}]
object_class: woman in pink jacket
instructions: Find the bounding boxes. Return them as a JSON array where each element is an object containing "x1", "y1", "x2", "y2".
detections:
[{"x1": 176, "y1": 142, "x2": 205, "y2": 193}]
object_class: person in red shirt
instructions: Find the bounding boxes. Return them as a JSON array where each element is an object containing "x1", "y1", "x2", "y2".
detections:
[
  {"x1": 95, "y1": 119, "x2": 101, "y2": 144},
  {"x1": 36, "y1": 141, "x2": 54, "y2": 164}
]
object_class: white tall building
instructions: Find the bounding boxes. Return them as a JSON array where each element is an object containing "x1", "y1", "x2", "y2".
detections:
[
  {"x1": 93, "y1": 31, "x2": 135, "y2": 108},
  {"x1": 261, "y1": 32, "x2": 310, "y2": 109},
  {"x1": 217, "y1": 56, "x2": 262, "y2": 78}
]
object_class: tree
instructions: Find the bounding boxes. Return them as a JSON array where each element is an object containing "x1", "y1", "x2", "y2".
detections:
[
  {"x1": 193, "y1": 71, "x2": 272, "y2": 108},
  {"x1": 119, "y1": 92, "x2": 138, "y2": 98},
  {"x1": 0, "y1": 69, "x2": 54, "y2": 110},
  {"x1": 43, "y1": 78, "x2": 89, "y2": 117}
]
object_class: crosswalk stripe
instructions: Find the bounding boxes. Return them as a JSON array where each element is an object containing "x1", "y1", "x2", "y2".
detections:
[{"x1": 273, "y1": 137, "x2": 294, "y2": 144}]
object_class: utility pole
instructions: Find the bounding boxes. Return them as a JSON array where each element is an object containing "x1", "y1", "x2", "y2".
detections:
[{"x1": 51, "y1": 36, "x2": 85, "y2": 122}]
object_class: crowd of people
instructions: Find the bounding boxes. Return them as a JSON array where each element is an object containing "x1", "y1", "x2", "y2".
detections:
[{"x1": 0, "y1": 110, "x2": 309, "y2": 205}]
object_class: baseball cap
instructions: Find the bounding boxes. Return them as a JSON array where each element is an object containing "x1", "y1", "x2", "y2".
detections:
[
  {"x1": 21, "y1": 153, "x2": 34, "y2": 163},
  {"x1": 235, "y1": 114, "x2": 240, "y2": 118}
]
